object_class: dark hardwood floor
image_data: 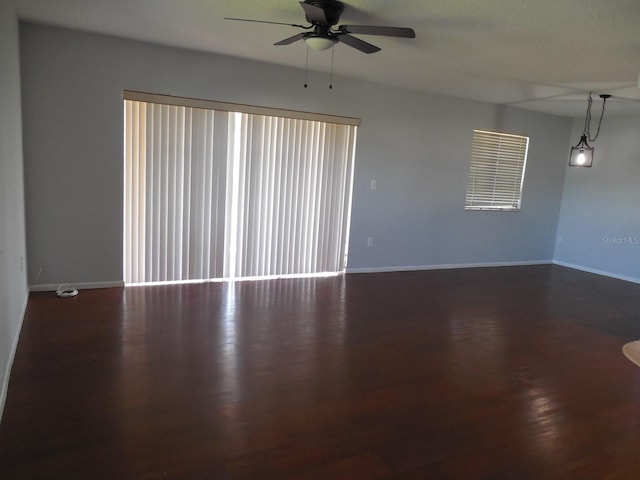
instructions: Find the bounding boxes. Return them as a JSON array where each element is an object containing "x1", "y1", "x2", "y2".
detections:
[{"x1": 1, "y1": 265, "x2": 640, "y2": 479}]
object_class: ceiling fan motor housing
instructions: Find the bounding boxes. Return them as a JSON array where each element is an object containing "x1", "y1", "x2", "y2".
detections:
[{"x1": 304, "y1": 0, "x2": 344, "y2": 25}]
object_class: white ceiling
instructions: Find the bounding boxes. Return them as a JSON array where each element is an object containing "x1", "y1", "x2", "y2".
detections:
[{"x1": 14, "y1": 0, "x2": 640, "y2": 117}]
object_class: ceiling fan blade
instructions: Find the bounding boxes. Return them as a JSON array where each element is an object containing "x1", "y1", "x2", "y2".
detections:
[
  {"x1": 225, "y1": 17, "x2": 308, "y2": 29},
  {"x1": 300, "y1": 2, "x2": 328, "y2": 24},
  {"x1": 338, "y1": 34, "x2": 381, "y2": 54},
  {"x1": 339, "y1": 25, "x2": 416, "y2": 38},
  {"x1": 274, "y1": 33, "x2": 307, "y2": 46}
]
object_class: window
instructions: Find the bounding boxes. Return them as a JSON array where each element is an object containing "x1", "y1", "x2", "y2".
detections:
[
  {"x1": 124, "y1": 92, "x2": 359, "y2": 284},
  {"x1": 465, "y1": 129, "x2": 529, "y2": 211}
]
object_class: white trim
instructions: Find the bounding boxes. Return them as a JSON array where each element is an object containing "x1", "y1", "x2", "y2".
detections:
[
  {"x1": 29, "y1": 281, "x2": 125, "y2": 292},
  {"x1": 346, "y1": 260, "x2": 551, "y2": 274},
  {"x1": 346, "y1": 260, "x2": 640, "y2": 284},
  {"x1": 552, "y1": 260, "x2": 640, "y2": 285},
  {"x1": 0, "y1": 291, "x2": 29, "y2": 423},
  {"x1": 123, "y1": 90, "x2": 361, "y2": 126}
]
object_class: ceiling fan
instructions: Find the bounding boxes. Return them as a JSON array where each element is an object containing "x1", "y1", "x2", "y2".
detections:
[{"x1": 226, "y1": 0, "x2": 416, "y2": 54}]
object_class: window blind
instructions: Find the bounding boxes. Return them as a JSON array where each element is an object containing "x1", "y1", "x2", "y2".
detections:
[
  {"x1": 124, "y1": 95, "x2": 357, "y2": 284},
  {"x1": 124, "y1": 101, "x2": 229, "y2": 283},
  {"x1": 465, "y1": 129, "x2": 529, "y2": 211},
  {"x1": 228, "y1": 114, "x2": 356, "y2": 278}
]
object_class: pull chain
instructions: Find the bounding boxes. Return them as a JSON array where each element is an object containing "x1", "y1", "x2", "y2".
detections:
[
  {"x1": 329, "y1": 47, "x2": 334, "y2": 89},
  {"x1": 303, "y1": 46, "x2": 338, "y2": 90},
  {"x1": 304, "y1": 47, "x2": 309, "y2": 88}
]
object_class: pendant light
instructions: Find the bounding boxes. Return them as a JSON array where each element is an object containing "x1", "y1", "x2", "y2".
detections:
[{"x1": 569, "y1": 92, "x2": 610, "y2": 167}]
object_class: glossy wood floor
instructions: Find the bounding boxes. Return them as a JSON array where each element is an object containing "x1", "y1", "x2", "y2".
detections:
[{"x1": 2, "y1": 265, "x2": 640, "y2": 479}]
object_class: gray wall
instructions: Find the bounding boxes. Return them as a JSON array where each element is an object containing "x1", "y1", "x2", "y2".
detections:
[
  {"x1": 20, "y1": 23, "x2": 571, "y2": 287},
  {"x1": 0, "y1": 0, "x2": 29, "y2": 419},
  {"x1": 555, "y1": 114, "x2": 640, "y2": 282}
]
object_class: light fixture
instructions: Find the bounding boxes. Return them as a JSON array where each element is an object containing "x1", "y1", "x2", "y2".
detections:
[
  {"x1": 569, "y1": 134, "x2": 594, "y2": 167},
  {"x1": 569, "y1": 92, "x2": 610, "y2": 167},
  {"x1": 304, "y1": 35, "x2": 337, "y2": 51}
]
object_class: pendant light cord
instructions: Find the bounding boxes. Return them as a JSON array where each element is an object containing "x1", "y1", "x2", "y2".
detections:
[{"x1": 583, "y1": 92, "x2": 609, "y2": 143}]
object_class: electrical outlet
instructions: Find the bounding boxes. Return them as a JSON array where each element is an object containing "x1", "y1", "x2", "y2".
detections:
[{"x1": 367, "y1": 237, "x2": 374, "y2": 247}]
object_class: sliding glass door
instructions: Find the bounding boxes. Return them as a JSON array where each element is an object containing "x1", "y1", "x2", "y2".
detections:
[{"x1": 124, "y1": 93, "x2": 358, "y2": 284}]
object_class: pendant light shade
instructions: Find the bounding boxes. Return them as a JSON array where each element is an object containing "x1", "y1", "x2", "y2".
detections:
[{"x1": 569, "y1": 134, "x2": 594, "y2": 167}]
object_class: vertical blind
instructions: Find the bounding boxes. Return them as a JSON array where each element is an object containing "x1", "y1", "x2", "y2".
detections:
[
  {"x1": 124, "y1": 94, "x2": 358, "y2": 284},
  {"x1": 465, "y1": 129, "x2": 529, "y2": 211}
]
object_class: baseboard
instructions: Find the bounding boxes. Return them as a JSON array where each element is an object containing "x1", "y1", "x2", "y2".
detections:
[
  {"x1": 29, "y1": 280, "x2": 125, "y2": 292},
  {"x1": 346, "y1": 260, "x2": 552, "y2": 274},
  {"x1": 0, "y1": 290, "x2": 29, "y2": 423},
  {"x1": 552, "y1": 260, "x2": 640, "y2": 285}
]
